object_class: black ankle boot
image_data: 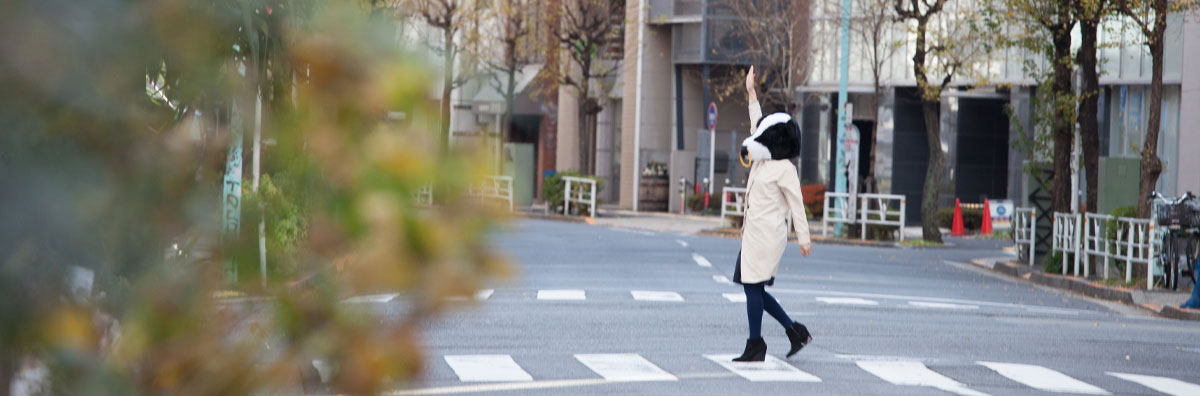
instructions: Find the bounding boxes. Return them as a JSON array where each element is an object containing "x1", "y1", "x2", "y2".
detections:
[
  {"x1": 785, "y1": 322, "x2": 812, "y2": 357},
  {"x1": 732, "y1": 338, "x2": 767, "y2": 362}
]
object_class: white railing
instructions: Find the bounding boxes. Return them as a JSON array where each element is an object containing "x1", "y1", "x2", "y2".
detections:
[
  {"x1": 721, "y1": 187, "x2": 747, "y2": 228},
  {"x1": 416, "y1": 184, "x2": 434, "y2": 207},
  {"x1": 822, "y1": 192, "x2": 854, "y2": 237},
  {"x1": 1052, "y1": 212, "x2": 1082, "y2": 276},
  {"x1": 1114, "y1": 217, "x2": 1157, "y2": 290},
  {"x1": 1081, "y1": 213, "x2": 1115, "y2": 279},
  {"x1": 469, "y1": 176, "x2": 514, "y2": 211},
  {"x1": 562, "y1": 176, "x2": 597, "y2": 218},
  {"x1": 1013, "y1": 208, "x2": 1037, "y2": 266},
  {"x1": 857, "y1": 193, "x2": 906, "y2": 241}
]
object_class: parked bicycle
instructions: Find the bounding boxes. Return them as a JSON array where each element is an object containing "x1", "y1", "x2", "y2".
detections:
[{"x1": 1150, "y1": 191, "x2": 1200, "y2": 291}]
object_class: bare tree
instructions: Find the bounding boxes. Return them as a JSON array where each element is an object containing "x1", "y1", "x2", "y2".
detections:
[
  {"x1": 1074, "y1": 0, "x2": 1113, "y2": 215},
  {"x1": 710, "y1": 0, "x2": 811, "y2": 111},
  {"x1": 852, "y1": 0, "x2": 897, "y2": 192},
  {"x1": 894, "y1": 0, "x2": 988, "y2": 242},
  {"x1": 414, "y1": 0, "x2": 483, "y2": 150},
  {"x1": 542, "y1": 0, "x2": 624, "y2": 175},
  {"x1": 1115, "y1": 0, "x2": 1200, "y2": 216},
  {"x1": 482, "y1": 0, "x2": 538, "y2": 165}
]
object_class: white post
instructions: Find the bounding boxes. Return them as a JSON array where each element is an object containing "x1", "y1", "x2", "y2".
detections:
[
  {"x1": 860, "y1": 196, "x2": 867, "y2": 241},
  {"x1": 1103, "y1": 218, "x2": 1110, "y2": 279},
  {"x1": 564, "y1": 178, "x2": 571, "y2": 216},
  {"x1": 1147, "y1": 224, "x2": 1155, "y2": 290},
  {"x1": 253, "y1": 89, "x2": 267, "y2": 289},
  {"x1": 1074, "y1": 214, "x2": 1082, "y2": 277},
  {"x1": 899, "y1": 198, "x2": 906, "y2": 242},
  {"x1": 822, "y1": 196, "x2": 830, "y2": 237},
  {"x1": 1029, "y1": 210, "x2": 1036, "y2": 267},
  {"x1": 590, "y1": 180, "x2": 596, "y2": 218},
  {"x1": 1125, "y1": 223, "x2": 1134, "y2": 284}
]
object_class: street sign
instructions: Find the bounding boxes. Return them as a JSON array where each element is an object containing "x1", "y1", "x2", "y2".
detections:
[
  {"x1": 991, "y1": 199, "x2": 1015, "y2": 230},
  {"x1": 707, "y1": 102, "x2": 718, "y2": 131}
]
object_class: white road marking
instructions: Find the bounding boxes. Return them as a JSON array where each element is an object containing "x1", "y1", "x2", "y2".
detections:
[
  {"x1": 342, "y1": 293, "x2": 400, "y2": 303},
  {"x1": 1109, "y1": 372, "x2": 1200, "y2": 396},
  {"x1": 630, "y1": 290, "x2": 684, "y2": 302},
  {"x1": 447, "y1": 289, "x2": 494, "y2": 302},
  {"x1": 856, "y1": 360, "x2": 989, "y2": 396},
  {"x1": 611, "y1": 228, "x2": 655, "y2": 236},
  {"x1": 537, "y1": 289, "x2": 586, "y2": 301},
  {"x1": 443, "y1": 355, "x2": 532, "y2": 382},
  {"x1": 722, "y1": 293, "x2": 746, "y2": 303},
  {"x1": 713, "y1": 275, "x2": 734, "y2": 285},
  {"x1": 704, "y1": 354, "x2": 821, "y2": 382},
  {"x1": 979, "y1": 362, "x2": 1108, "y2": 394},
  {"x1": 692, "y1": 253, "x2": 713, "y2": 267},
  {"x1": 675, "y1": 239, "x2": 689, "y2": 247},
  {"x1": 574, "y1": 354, "x2": 677, "y2": 382},
  {"x1": 816, "y1": 297, "x2": 878, "y2": 305},
  {"x1": 768, "y1": 287, "x2": 1089, "y2": 313},
  {"x1": 909, "y1": 301, "x2": 979, "y2": 310}
]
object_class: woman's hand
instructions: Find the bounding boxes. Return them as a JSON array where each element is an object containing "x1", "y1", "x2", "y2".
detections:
[
  {"x1": 745, "y1": 66, "x2": 756, "y2": 95},
  {"x1": 799, "y1": 244, "x2": 811, "y2": 256}
]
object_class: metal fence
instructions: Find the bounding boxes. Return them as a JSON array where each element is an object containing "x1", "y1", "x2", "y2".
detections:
[
  {"x1": 468, "y1": 176, "x2": 514, "y2": 211},
  {"x1": 1052, "y1": 211, "x2": 1159, "y2": 290},
  {"x1": 416, "y1": 184, "x2": 433, "y2": 207},
  {"x1": 1051, "y1": 212, "x2": 1082, "y2": 276},
  {"x1": 562, "y1": 176, "x2": 597, "y2": 218},
  {"x1": 1013, "y1": 208, "x2": 1037, "y2": 266},
  {"x1": 720, "y1": 187, "x2": 747, "y2": 228},
  {"x1": 822, "y1": 192, "x2": 854, "y2": 237},
  {"x1": 857, "y1": 193, "x2": 906, "y2": 241}
]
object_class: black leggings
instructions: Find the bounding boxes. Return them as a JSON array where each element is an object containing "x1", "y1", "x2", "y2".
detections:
[{"x1": 743, "y1": 283, "x2": 793, "y2": 339}]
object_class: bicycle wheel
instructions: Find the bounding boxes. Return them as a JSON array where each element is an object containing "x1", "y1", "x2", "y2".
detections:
[
  {"x1": 1183, "y1": 234, "x2": 1199, "y2": 290},
  {"x1": 1158, "y1": 233, "x2": 1176, "y2": 289}
]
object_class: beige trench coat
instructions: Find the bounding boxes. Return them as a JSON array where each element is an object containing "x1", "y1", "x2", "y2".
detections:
[{"x1": 738, "y1": 102, "x2": 812, "y2": 284}]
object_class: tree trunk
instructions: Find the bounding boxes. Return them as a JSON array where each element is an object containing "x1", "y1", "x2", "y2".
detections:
[
  {"x1": 920, "y1": 99, "x2": 943, "y2": 242},
  {"x1": 440, "y1": 28, "x2": 454, "y2": 151},
  {"x1": 503, "y1": 67, "x2": 516, "y2": 173},
  {"x1": 1050, "y1": 27, "x2": 1074, "y2": 214},
  {"x1": 1137, "y1": 10, "x2": 1167, "y2": 217},
  {"x1": 867, "y1": 82, "x2": 881, "y2": 193},
  {"x1": 577, "y1": 96, "x2": 590, "y2": 175},
  {"x1": 1078, "y1": 17, "x2": 1101, "y2": 214},
  {"x1": 0, "y1": 352, "x2": 13, "y2": 396}
]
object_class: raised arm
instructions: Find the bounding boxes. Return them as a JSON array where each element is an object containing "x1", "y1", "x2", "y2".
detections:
[{"x1": 746, "y1": 66, "x2": 761, "y2": 126}]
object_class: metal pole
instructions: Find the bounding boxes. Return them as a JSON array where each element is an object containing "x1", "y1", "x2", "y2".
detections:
[
  {"x1": 1029, "y1": 211, "x2": 1036, "y2": 266},
  {"x1": 834, "y1": 0, "x2": 852, "y2": 237},
  {"x1": 253, "y1": 89, "x2": 266, "y2": 289}
]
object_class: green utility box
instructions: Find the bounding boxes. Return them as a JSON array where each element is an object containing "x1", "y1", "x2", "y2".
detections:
[
  {"x1": 503, "y1": 143, "x2": 535, "y2": 207},
  {"x1": 1098, "y1": 157, "x2": 1140, "y2": 214}
]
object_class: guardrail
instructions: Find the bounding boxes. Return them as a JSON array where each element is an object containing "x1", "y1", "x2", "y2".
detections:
[
  {"x1": 1115, "y1": 217, "x2": 1157, "y2": 289},
  {"x1": 1013, "y1": 208, "x2": 1036, "y2": 266},
  {"x1": 562, "y1": 176, "x2": 597, "y2": 218},
  {"x1": 1053, "y1": 211, "x2": 1159, "y2": 290},
  {"x1": 857, "y1": 193, "x2": 906, "y2": 241},
  {"x1": 822, "y1": 192, "x2": 854, "y2": 237},
  {"x1": 468, "y1": 176, "x2": 514, "y2": 211},
  {"x1": 1052, "y1": 212, "x2": 1082, "y2": 276},
  {"x1": 721, "y1": 187, "x2": 747, "y2": 228},
  {"x1": 416, "y1": 184, "x2": 434, "y2": 207},
  {"x1": 1081, "y1": 213, "x2": 1114, "y2": 279}
]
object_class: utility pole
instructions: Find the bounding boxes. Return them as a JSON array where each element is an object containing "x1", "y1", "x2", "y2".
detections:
[
  {"x1": 834, "y1": 0, "x2": 852, "y2": 236},
  {"x1": 253, "y1": 89, "x2": 266, "y2": 289}
]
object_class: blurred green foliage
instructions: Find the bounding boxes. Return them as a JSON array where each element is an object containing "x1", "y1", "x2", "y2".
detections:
[{"x1": 0, "y1": 0, "x2": 509, "y2": 394}]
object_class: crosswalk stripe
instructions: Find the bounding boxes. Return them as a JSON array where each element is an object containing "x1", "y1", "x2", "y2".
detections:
[
  {"x1": 704, "y1": 354, "x2": 821, "y2": 382},
  {"x1": 817, "y1": 297, "x2": 878, "y2": 305},
  {"x1": 574, "y1": 354, "x2": 677, "y2": 382},
  {"x1": 475, "y1": 289, "x2": 494, "y2": 301},
  {"x1": 713, "y1": 275, "x2": 734, "y2": 284},
  {"x1": 675, "y1": 239, "x2": 689, "y2": 247},
  {"x1": 631, "y1": 290, "x2": 684, "y2": 302},
  {"x1": 692, "y1": 253, "x2": 713, "y2": 267},
  {"x1": 342, "y1": 293, "x2": 400, "y2": 303},
  {"x1": 979, "y1": 362, "x2": 1108, "y2": 394},
  {"x1": 856, "y1": 360, "x2": 989, "y2": 396},
  {"x1": 1108, "y1": 372, "x2": 1200, "y2": 396},
  {"x1": 443, "y1": 355, "x2": 533, "y2": 382},
  {"x1": 909, "y1": 301, "x2": 979, "y2": 310},
  {"x1": 537, "y1": 289, "x2": 586, "y2": 300},
  {"x1": 722, "y1": 293, "x2": 746, "y2": 303}
]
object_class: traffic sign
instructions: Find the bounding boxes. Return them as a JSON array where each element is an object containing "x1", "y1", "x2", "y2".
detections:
[{"x1": 707, "y1": 102, "x2": 718, "y2": 131}]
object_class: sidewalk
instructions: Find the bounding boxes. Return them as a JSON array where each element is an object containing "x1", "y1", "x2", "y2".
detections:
[{"x1": 969, "y1": 257, "x2": 1200, "y2": 321}]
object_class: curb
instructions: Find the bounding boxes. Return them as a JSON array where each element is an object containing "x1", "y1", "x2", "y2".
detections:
[
  {"x1": 515, "y1": 211, "x2": 591, "y2": 224},
  {"x1": 971, "y1": 259, "x2": 1200, "y2": 321}
]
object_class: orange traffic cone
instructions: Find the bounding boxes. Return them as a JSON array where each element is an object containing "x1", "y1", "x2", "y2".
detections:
[
  {"x1": 982, "y1": 199, "x2": 994, "y2": 235},
  {"x1": 951, "y1": 198, "x2": 965, "y2": 236}
]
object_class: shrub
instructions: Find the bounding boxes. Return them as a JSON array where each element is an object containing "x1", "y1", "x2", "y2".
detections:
[
  {"x1": 1045, "y1": 250, "x2": 1076, "y2": 274},
  {"x1": 686, "y1": 191, "x2": 720, "y2": 214},
  {"x1": 936, "y1": 207, "x2": 984, "y2": 231},
  {"x1": 543, "y1": 172, "x2": 603, "y2": 215}
]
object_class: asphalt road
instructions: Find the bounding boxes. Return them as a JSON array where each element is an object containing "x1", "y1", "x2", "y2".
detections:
[{"x1": 385, "y1": 219, "x2": 1200, "y2": 396}]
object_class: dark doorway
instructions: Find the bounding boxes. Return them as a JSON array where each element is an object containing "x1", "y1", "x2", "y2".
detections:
[
  {"x1": 891, "y1": 87, "x2": 932, "y2": 224},
  {"x1": 954, "y1": 98, "x2": 1009, "y2": 202}
]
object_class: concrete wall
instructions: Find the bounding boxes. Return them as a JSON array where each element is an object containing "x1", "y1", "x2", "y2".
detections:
[
  {"x1": 619, "y1": 8, "x2": 674, "y2": 210},
  {"x1": 556, "y1": 85, "x2": 580, "y2": 172},
  {"x1": 619, "y1": 0, "x2": 641, "y2": 209}
]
